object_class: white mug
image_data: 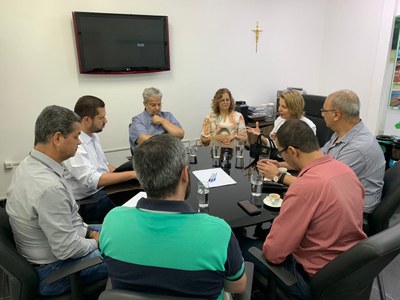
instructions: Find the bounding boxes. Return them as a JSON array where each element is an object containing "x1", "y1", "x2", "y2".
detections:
[{"x1": 269, "y1": 193, "x2": 281, "y2": 205}]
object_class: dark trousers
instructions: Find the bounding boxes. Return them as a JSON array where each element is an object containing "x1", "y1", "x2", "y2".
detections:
[
  {"x1": 78, "y1": 189, "x2": 115, "y2": 224},
  {"x1": 237, "y1": 235, "x2": 312, "y2": 300},
  {"x1": 36, "y1": 249, "x2": 108, "y2": 295}
]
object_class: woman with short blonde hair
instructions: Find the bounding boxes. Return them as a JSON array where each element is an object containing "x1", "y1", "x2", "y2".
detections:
[{"x1": 248, "y1": 90, "x2": 316, "y2": 143}]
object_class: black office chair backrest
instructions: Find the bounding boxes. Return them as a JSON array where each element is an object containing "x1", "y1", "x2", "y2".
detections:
[
  {"x1": 302, "y1": 94, "x2": 333, "y2": 147},
  {"x1": 311, "y1": 222, "x2": 400, "y2": 300},
  {"x1": 367, "y1": 161, "x2": 400, "y2": 236},
  {"x1": 100, "y1": 261, "x2": 253, "y2": 300},
  {"x1": 129, "y1": 123, "x2": 134, "y2": 156},
  {"x1": 0, "y1": 207, "x2": 40, "y2": 300},
  {"x1": 99, "y1": 289, "x2": 207, "y2": 300}
]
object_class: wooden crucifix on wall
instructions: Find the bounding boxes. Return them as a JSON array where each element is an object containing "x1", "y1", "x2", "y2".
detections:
[{"x1": 252, "y1": 21, "x2": 263, "y2": 53}]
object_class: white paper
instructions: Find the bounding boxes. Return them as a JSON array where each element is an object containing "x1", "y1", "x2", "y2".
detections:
[
  {"x1": 192, "y1": 168, "x2": 236, "y2": 188},
  {"x1": 123, "y1": 191, "x2": 147, "y2": 207}
]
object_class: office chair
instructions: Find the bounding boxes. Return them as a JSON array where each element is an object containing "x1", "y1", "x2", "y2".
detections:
[
  {"x1": 99, "y1": 289, "x2": 207, "y2": 300},
  {"x1": 363, "y1": 160, "x2": 400, "y2": 300},
  {"x1": 366, "y1": 160, "x2": 400, "y2": 235},
  {"x1": 99, "y1": 262, "x2": 254, "y2": 300},
  {"x1": 0, "y1": 207, "x2": 107, "y2": 300},
  {"x1": 128, "y1": 123, "x2": 134, "y2": 157},
  {"x1": 302, "y1": 94, "x2": 334, "y2": 147},
  {"x1": 249, "y1": 221, "x2": 400, "y2": 300}
]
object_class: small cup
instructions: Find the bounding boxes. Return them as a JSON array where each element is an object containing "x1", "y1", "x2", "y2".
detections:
[
  {"x1": 269, "y1": 193, "x2": 281, "y2": 205},
  {"x1": 278, "y1": 167, "x2": 288, "y2": 173},
  {"x1": 197, "y1": 181, "x2": 210, "y2": 208},
  {"x1": 235, "y1": 140, "x2": 245, "y2": 159}
]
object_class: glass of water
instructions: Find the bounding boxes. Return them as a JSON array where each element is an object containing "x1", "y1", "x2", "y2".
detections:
[
  {"x1": 197, "y1": 181, "x2": 210, "y2": 208},
  {"x1": 189, "y1": 140, "x2": 198, "y2": 164},
  {"x1": 212, "y1": 144, "x2": 221, "y2": 159},
  {"x1": 235, "y1": 140, "x2": 245, "y2": 159},
  {"x1": 250, "y1": 170, "x2": 263, "y2": 197}
]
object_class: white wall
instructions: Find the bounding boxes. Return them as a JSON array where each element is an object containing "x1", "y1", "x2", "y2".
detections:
[
  {"x1": 0, "y1": 0, "x2": 397, "y2": 198},
  {"x1": 319, "y1": 0, "x2": 398, "y2": 132}
]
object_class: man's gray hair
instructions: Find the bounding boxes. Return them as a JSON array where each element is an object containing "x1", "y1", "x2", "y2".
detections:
[
  {"x1": 34, "y1": 105, "x2": 81, "y2": 145},
  {"x1": 329, "y1": 89, "x2": 360, "y2": 118},
  {"x1": 132, "y1": 135, "x2": 188, "y2": 199},
  {"x1": 143, "y1": 87, "x2": 163, "y2": 104}
]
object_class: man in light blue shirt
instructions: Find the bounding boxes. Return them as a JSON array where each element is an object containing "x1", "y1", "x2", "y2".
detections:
[
  {"x1": 129, "y1": 87, "x2": 184, "y2": 150},
  {"x1": 320, "y1": 89, "x2": 385, "y2": 213},
  {"x1": 259, "y1": 90, "x2": 385, "y2": 214}
]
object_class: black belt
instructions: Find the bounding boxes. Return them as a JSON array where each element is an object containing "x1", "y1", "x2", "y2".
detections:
[{"x1": 32, "y1": 263, "x2": 47, "y2": 268}]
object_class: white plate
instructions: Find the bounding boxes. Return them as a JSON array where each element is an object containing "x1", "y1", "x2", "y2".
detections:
[{"x1": 263, "y1": 195, "x2": 283, "y2": 208}]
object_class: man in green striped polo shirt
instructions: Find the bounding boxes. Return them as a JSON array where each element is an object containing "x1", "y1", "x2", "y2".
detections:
[{"x1": 99, "y1": 135, "x2": 246, "y2": 299}]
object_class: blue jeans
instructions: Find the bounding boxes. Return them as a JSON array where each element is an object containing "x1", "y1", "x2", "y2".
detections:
[
  {"x1": 79, "y1": 189, "x2": 115, "y2": 224},
  {"x1": 238, "y1": 236, "x2": 312, "y2": 300},
  {"x1": 35, "y1": 249, "x2": 108, "y2": 296}
]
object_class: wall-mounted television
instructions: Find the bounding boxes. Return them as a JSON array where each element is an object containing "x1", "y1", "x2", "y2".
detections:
[{"x1": 72, "y1": 12, "x2": 170, "y2": 74}]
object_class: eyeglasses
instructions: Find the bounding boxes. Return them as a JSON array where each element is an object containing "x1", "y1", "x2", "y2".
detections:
[
  {"x1": 276, "y1": 147, "x2": 288, "y2": 159},
  {"x1": 219, "y1": 99, "x2": 231, "y2": 103},
  {"x1": 320, "y1": 108, "x2": 336, "y2": 114},
  {"x1": 276, "y1": 145, "x2": 299, "y2": 158}
]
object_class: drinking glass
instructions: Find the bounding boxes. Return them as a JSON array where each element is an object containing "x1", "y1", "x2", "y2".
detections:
[
  {"x1": 235, "y1": 140, "x2": 245, "y2": 159},
  {"x1": 259, "y1": 153, "x2": 270, "y2": 162},
  {"x1": 250, "y1": 170, "x2": 263, "y2": 197},
  {"x1": 197, "y1": 181, "x2": 210, "y2": 208},
  {"x1": 212, "y1": 143, "x2": 221, "y2": 159},
  {"x1": 189, "y1": 140, "x2": 197, "y2": 164}
]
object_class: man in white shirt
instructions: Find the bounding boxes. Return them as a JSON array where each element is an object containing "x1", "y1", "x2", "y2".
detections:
[{"x1": 64, "y1": 95, "x2": 136, "y2": 223}]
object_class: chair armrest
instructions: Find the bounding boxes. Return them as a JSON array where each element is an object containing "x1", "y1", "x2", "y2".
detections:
[
  {"x1": 45, "y1": 256, "x2": 103, "y2": 284},
  {"x1": 248, "y1": 247, "x2": 297, "y2": 286},
  {"x1": 77, "y1": 199, "x2": 99, "y2": 205},
  {"x1": 233, "y1": 261, "x2": 254, "y2": 300}
]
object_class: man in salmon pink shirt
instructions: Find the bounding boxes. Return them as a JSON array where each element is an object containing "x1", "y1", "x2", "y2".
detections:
[{"x1": 245, "y1": 119, "x2": 366, "y2": 299}]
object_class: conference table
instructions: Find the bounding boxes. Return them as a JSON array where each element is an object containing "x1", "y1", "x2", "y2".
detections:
[
  {"x1": 185, "y1": 146, "x2": 285, "y2": 229},
  {"x1": 113, "y1": 145, "x2": 287, "y2": 229}
]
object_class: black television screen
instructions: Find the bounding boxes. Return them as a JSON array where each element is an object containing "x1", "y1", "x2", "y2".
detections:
[{"x1": 72, "y1": 12, "x2": 170, "y2": 74}]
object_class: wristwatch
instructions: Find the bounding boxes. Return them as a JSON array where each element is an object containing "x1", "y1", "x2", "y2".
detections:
[
  {"x1": 272, "y1": 171, "x2": 282, "y2": 183},
  {"x1": 273, "y1": 171, "x2": 287, "y2": 184}
]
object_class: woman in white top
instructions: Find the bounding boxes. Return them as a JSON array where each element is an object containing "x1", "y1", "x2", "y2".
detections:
[{"x1": 248, "y1": 90, "x2": 316, "y2": 144}]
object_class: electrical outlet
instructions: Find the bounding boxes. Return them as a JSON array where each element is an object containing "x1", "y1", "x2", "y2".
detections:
[{"x1": 4, "y1": 161, "x2": 20, "y2": 170}]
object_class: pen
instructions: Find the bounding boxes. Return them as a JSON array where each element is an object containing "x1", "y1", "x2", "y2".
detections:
[
  {"x1": 212, "y1": 174, "x2": 217, "y2": 182},
  {"x1": 208, "y1": 173, "x2": 215, "y2": 182},
  {"x1": 208, "y1": 173, "x2": 217, "y2": 182}
]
